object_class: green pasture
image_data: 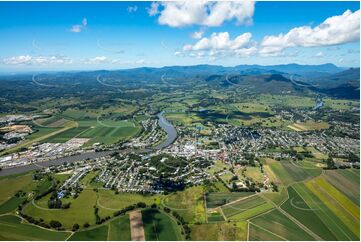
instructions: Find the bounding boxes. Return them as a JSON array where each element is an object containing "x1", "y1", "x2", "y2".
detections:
[{"x1": 142, "y1": 208, "x2": 183, "y2": 241}]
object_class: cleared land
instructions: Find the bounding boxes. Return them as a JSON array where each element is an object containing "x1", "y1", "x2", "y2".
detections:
[
  {"x1": 191, "y1": 221, "x2": 247, "y2": 241},
  {"x1": 130, "y1": 210, "x2": 145, "y2": 241}
]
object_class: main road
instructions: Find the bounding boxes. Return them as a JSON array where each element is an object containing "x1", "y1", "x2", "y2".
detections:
[{"x1": 0, "y1": 112, "x2": 177, "y2": 177}]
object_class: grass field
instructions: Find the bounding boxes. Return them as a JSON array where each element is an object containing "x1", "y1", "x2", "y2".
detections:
[
  {"x1": 0, "y1": 196, "x2": 26, "y2": 214},
  {"x1": 250, "y1": 209, "x2": 314, "y2": 241},
  {"x1": 191, "y1": 221, "x2": 247, "y2": 241},
  {"x1": 142, "y1": 208, "x2": 183, "y2": 241},
  {"x1": 69, "y1": 225, "x2": 108, "y2": 241},
  {"x1": 0, "y1": 215, "x2": 70, "y2": 241},
  {"x1": 206, "y1": 192, "x2": 255, "y2": 208},
  {"x1": 23, "y1": 189, "x2": 98, "y2": 229},
  {"x1": 243, "y1": 167, "x2": 264, "y2": 183},
  {"x1": 0, "y1": 173, "x2": 33, "y2": 204},
  {"x1": 280, "y1": 186, "x2": 337, "y2": 240},
  {"x1": 108, "y1": 215, "x2": 131, "y2": 241},
  {"x1": 163, "y1": 186, "x2": 206, "y2": 223},
  {"x1": 97, "y1": 190, "x2": 161, "y2": 218},
  {"x1": 44, "y1": 119, "x2": 140, "y2": 145}
]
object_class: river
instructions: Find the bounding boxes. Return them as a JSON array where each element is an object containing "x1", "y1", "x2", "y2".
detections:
[{"x1": 0, "y1": 112, "x2": 177, "y2": 177}]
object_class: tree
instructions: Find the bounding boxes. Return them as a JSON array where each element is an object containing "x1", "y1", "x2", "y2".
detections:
[
  {"x1": 72, "y1": 224, "x2": 80, "y2": 231},
  {"x1": 49, "y1": 220, "x2": 62, "y2": 228},
  {"x1": 325, "y1": 157, "x2": 335, "y2": 169},
  {"x1": 348, "y1": 152, "x2": 359, "y2": 163}
]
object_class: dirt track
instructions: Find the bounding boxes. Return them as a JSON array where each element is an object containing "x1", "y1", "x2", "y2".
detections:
[{"x1": 130, "y1": 210, "x2": 145, "y2": 241}]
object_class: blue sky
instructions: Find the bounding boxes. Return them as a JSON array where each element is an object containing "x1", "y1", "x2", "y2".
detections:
[{"x1": 0, "y1": 1, "x2": 359, "y2": 72}]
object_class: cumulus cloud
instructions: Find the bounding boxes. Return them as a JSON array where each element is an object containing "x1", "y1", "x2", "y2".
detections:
[
  {"x1": 3, "y1": 55, "x2": 72, "y2": 65},
  {"x1": 127, "y1": 5, "x2": 138, "y2": 13},
  {"x1": 260, "y1": 9, "x2": 360, "y2": 55},
  {"x1": 190, "y1": 29, "x2": 205, "y2": 39},
  {"x1": 180, "y1": 32, "x2": 257, "y2": 58},
  {"x1": 69, "y1": 17, "x2": 88, "y2": 33},
  {"x1": 150, "y1": 1, "x2": 255, "y2": 27}
]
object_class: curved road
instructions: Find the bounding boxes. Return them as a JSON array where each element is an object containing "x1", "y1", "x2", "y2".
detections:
[{"x1": 0, "y1": 112, "x2": 177, "y2": 177}]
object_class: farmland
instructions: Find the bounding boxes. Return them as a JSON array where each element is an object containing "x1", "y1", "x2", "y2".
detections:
[
  {"x1": 206, "y1": 192, "x2": 255, "y2": 208},
  {"x1": 250, "y1": 209, "x2": 315, "y2": 241}
]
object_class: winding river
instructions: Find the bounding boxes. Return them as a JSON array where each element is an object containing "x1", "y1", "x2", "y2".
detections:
[{"x1": 0, "y1": 112, "x2": 177, "y2": 177}]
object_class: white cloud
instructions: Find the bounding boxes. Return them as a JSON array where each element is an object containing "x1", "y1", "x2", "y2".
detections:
[
  {"x1": 260, "y1": 9, "x2": 360, "y2": 55},
  {"x1": 190, "y1": 29, "x2": 205, "y2": 39},
  {"x1": 127, "y1": 6, "x2": 138, "y2": 13},
  {"x1": 111, "y1": 59, "x2": 147, "y2": 66},
  {"x1": 69, "y1": 17, "x2": 88, "y2": 33},
  {"x1": 84, "y1": 56, "x2": 108, "y2": 64},
  {"x1": 147, "y1": 2, "x2": 160, "y2": 16},
  {"x1": 151, "y1": 1, "x2": 255, "y2": 27},
  {"x1": 3, "y1": 55, "x2": 72, "y2": 65},
  {"x1": 180, "y1": 32, "x2": 257, "y2": 58},
  {"x1": 183, "y1": 32, "x2": 254, "y2": 51}
]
